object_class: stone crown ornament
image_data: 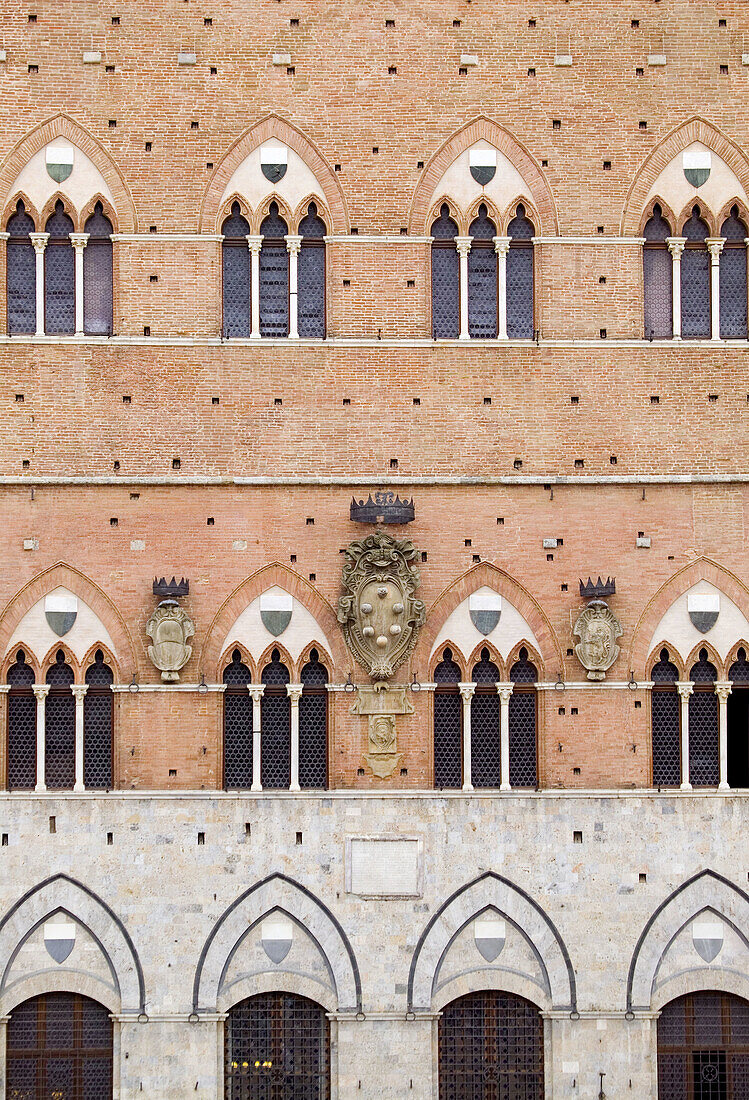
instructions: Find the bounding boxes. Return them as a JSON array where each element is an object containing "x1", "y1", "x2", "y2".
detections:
[
  {"x1": 337, "y1": 532, "x2": 425, "y2": 680},
  {"x1": 146, "y1": 600, "x2": 195, "y2": 682},
  {"x1": 573, "y1": 600, "x2": 622, "y2": 681}
]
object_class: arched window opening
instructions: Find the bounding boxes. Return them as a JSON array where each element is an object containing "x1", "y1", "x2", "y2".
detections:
[
  {"x1": 682, "y1": 205, "x2": 711, "y2": 340},
  {"x1": 6, "y1": 649, "x2": 36, "y2": 790},
  {"x1": 261, "y1": 648, "x2": 291, "y2": 789},
  {"x1": 225, "y1": 992, "x2": 330, "y2": 1100},
  {"x1": 657, "y1": 991, "x2": 749, "y2": 1099},
  {"x1": 689, "y1": 647, "x2": 718, "y2": 786},
  {"x1": 83, "y1": 202, "x2": 113, "y2": 336},
  {"x1": 44, "y1": 199, "x2": 75, "y2": 335},
  {"x1": 299, "y1": 648, "x2": 328, "y2": 789},
  {"x1": 7, "y1": 992, "x2": 113, "y2": 1099},
  {"x1": 471, "y1": 647, "x2": 501, "y2": 788},
  {"x1": 651, "y1": 647, "x2": 681, "y2": 787},
  {"x1": 720, "y1": 205, "x2": 748, "y2": 339},
  {"x1": 45, "y1": 649, "x2": 75, "y2": 789},
  {"x1": 298, "y1": 201, "x2": 326, "y2": 338},
  {"x1": 259, "y1": 202, "x2": 289, "y2": 337},
  {"x1": 643, "y1": 204, "x2": 673, "y2": 339},
  {"x1": 223, "y1": 649, "x2": 252, "y2": 789},
  {"x1": 468, "y1": 204, "x2": 497, "y2": 338},
  {"x1": 439, "y1": 991, "x2": 544, "y2": 1099},
  {"x1": 509, "y1": 647, "x2": 538, "y2": 787},
  {"x1": 84, "y1": 649, "x2": 113, "y2": 789},
  {"x1": 221, "y1": 201, "x2": 250, "y2": 338},
  {"x1": 434, "y1": 646, "x2": 462, "y2": 789},
  {"x1": 6, "y1": 199, "x2": 36, "y2": 335},
  {"x1": 431, "y1": 203, "x2": 460, "y2": 338},
  {"x1": 507, "y1": 203, "x2": 535, "y2": 339},
  {"x1": 728, "y1": 646, "x2": 749, "y2": 788}
]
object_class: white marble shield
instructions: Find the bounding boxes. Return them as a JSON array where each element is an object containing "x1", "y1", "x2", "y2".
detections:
[
  {"x1": 260, "y1": 140, "x2": 288, "y2": 183},
  {"x1": 469, "y1": 592, "x2": 502, "y2": 636},
  {"x1": 469, "y1": 147, "x2": 497, "y2": 186},
  {"x1": 44, "y1": 920, "x2": 76, "y2": 964},
  {"x1": 260, "y1": 590, "x2": 293, "y2": 636},
  {"x1": 692, "y1": 920, "x2": 723, "y2": 963},
  {"x1": 474, "y1": 917, "x2": 505, "y2": 963},
  {"x1": 687, "y1": 592, "x2": 719, "y2": 634},
  {"x1": 46, "y1": 143, "x2": 74, "y2": 183},
  {"x1": 683, "y1": 149, "x2": 711, "y2": 189},
  {"x1": 44, "y1": 593, "x2": 77, "y2": 637},
  {"x1": 261, "y1": 917, "x2": 293, "y2": 964}
]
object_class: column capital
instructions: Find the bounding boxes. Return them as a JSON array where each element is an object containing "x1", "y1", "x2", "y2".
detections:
[
  {"x1": 666, "y1": 236, "x2": 686, "y2": 258},
  {"x1": 0, "y1": 232, "x2": 9, "y2": 242},
  {"x1": 458, "y1": 681, "x2": 476, "y2": 701},
  {"x1": 284, "y1": 234, "x2": 302, "y2": 254},
  {"x1": 69, "y1": 233, "x2": 89, "y2": 249},
  {"x1": 286, "y1": 683, "x2": 304, "y2": 701},
  {"x1": 496, "y1": 682, "x2": 514, "y2": 702},
  {"x1": 706, "y1": 237, "x2": 725, "y2": 259},
  {"x1": 455, "y1": 235, "x2": 473, "y2": 257},
  {"x1": 493, "y1": 235, "x2": 511, "y2": 255},
  {"x1": 676, "y1": 680, "x2": 694, "y2": 699},
  {"x1": 29, "y1": 232, "x2": 49, "y2": 254},
  {"x1": 71, "y1": 684, "x2": 89, "y2": 700},
  {"x1": 714, "y1": 680, "x2": 733, "y2": 702},
  {"x1": 246, "y1": 234, "x2": 263, "y2": 253},
  {"x1": 32, "y1": 684, "x2": 50, "y2": 700},
  {"x1": 248, "y1": 684, "x2": 265, "y2": 701}
]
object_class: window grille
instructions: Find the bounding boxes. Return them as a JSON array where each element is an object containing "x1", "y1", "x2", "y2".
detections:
[
  {"x1": 471, "y1": 648, "x2": 500, "y2": 788},
  {"x1": 689, "y1": 648, "x2": 719, "y2": 787},
  {"x1": 44, "y1": 200, "x2": 75, "y2": 335},
  {"x1": 643, "y1": 205, "x2": 673, "y2": 339},
  {"x1": 682, "y1": 206, "x2": 710, "y2": 340},
  {"x1": 225, "y1": 992, "x2": 330, "y2": 1100},
  {"x1": 434, "y1": 647, "x2": 462, "y2": 789},
  {"x1": 261, "y1": 649, "x2": 291, "y2": 789},
  {"x1": 439, "y1": 991, "x2": 544, "y2": 1100},
  {"x1": 6, "y1": 200, "x2": 36, "y2": 335},
  {"x1": 651, "y1": 647, "x2": 681, "y2": 786},
  {"x1": 729, "y1": 647, "x2": 749, "y2": 683},
  {"x1": 510, "y1": 647, "x2": 538, "y2": 787},
  {"x1": 223, "y1": 650, "x2": 252, "y2": 789},
  {"x1": 7, "y1": 649, "x2": 36, "y2": 790},
  {"x1": 45, "y1": 649, "x2": 75, "y2": 790},
  {"x1": 720, "y1": 206, "x2": 748, "y2": 339},
  {"x1": 83, "y1": 203, "x2": 113, "y2": 335},
  {"x1": 7, "y1": 992, "x2": 113, "y2": 1100},
  {"x1": 299, "y1": 649, "x2": 328, "y2": 788},
  {"x1": 657, "y1": 991, "x2": 749, "y2": 1100},
  {"x1": 298, "y1": 202, "x2": 326, "y2": 338},
  {"x1": 468, "y1": 204, "x2": 497, "y2": 338},
  {"x1": 222, "y1": 202, "x2": 251, "y2": 338},
  {"x1": 83, "y1": 650, "x2": 113, "y2": 789},
  {"x1": 507, "y1": 204, "x2": 534, "y2": 339},
  {"x1": 431, "y1": 204, "x2": 460, "y2": 338},
  {"x1": 259, "y1": 202, "x2": 289, "y2": 337}
]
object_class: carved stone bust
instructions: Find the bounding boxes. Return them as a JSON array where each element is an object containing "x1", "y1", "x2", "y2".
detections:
[{"x1": 573, "y1": 600, "x2": 622, "y2": 681}]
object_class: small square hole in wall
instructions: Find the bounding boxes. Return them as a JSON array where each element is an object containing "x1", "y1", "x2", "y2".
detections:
[
  {"x1": 459, "y1": 66, "x2": 468, "y2": 74},
  {"x1": 168, "y1": 768, "x2": 177, "y2": 777},
  {"x1": 599, "y1": 275, "x2": 607, "y2": 284},
  {"x1": 111, "y1": 15, "x2": 120, "y2": 24},
  {"x1": 561, "y1": 583, "x2": 568, "y2": 591},
  {"x1": 571, "y1": 707, "x2": 578, "y2": 715},
  {"x1": 547, "y1": 553, "x2": 554, "y2": 561},
  {"x1": 610, "y1": 455, "x2": 617, "y2": 464},
  {"x1": 719, "y1": 17, "x2": 727, "y2": 27},
  {"x1": 210, "y1": 66, "x2": 217, "y2": 74},
  {"x1": 472, "y1": 554, "x2": 480, "y2": 562},
  {"x1": 28, "y1": 64, "x2": 38, "y2": 73},
  {"x1": 334, "y1": 164, "x2": 341, "y2": 172},
  {"x1": 513, "y1": 458, "x2": 523, "y2": 469},
  {"x1": 342, "y1": 398, "x2": 351, "y2": 406},
  {"x1": 465, "y1": 537, "x2": 472, "y2": 546},
  {"x1": 417, "y1": 160, "x2": 424, "y2": 169},
  {"x1": 497, "y1": 517, "x2": 504, "y2": 525},
  {"x1": 15, "y1": 394, "x2": 24, "y2": 403},
  {"x1": 639, "y1": 872, "x2": 647, "y2": 883},
  {"x1": 296, "y1": 831, "x2": 303, "y2": 845},
  {"x1": 708, "y1": 393, "x2": 718, "y2": 403},
  {"x1": 286, "y1": 66, "x2": 295, "y2": 75},
  {"x1": 527, "y1": 67, "x2": 536, "y2": 77},
  {"x1": 650, "y1": 395, "x2": 660, "y2": 404},
  {"x1": 108, "y1": 119, "x2": 117, "y2": 128},
  {"x1": 552, "y1": 119, "x2": 561, "y2": 130},
  {"x1": 390, "y1": 458, "x2": 398, "y2": 469},
  {"x1": 149, "y1": 274, "x2": 158, "y2": 283},
  {"x1": 149, "y1": 225, "x2": 157, "y2": 233},
  {"x1": 600, "y1": 328, "x2": 607, "y2": 339},
  {"x1": 407, "y1": 279, "x2": 415, "y2": 287},
  {"x1": 372, "y1": 146, "x2": 379, "y2": 154},
  {"x1": 388, "y1": 66, "x2": 397, "y2": 74},
  {"x1": 558, "y1": 706, "x2": 565, "y2": 715},
  {"x1": 105, "y1": 64, "x2": 115, "y2": 73},
  {"x1": 145, "y1": 141, "x2": 152, "y2": 152},
  {"x1": 385, "y1": 18, "x2": 395, "y2": 26},
  {"x1": 107, "y1": 832, "x2": 113, "y2": 845},
  {"x1": 197, "y1": 832, "x2": 205, "y2": 845},
  {"x1": 720, "y1": 64, "x2": 728, "y2": 75},
  {"x1": 28, "y1": 12, "x2": 37, "y2": 21},
  {"x1": 309, "y1": 573, "x2": 316, "y2": 582},
  {"x1": 573, "y1": 767, "x2": 581, "y2": 775},
  {"x1": 207, "y1": 517, "x2": 214, "y2": 525},
  {"x1": 143, "y1": 326, "x2": 151, "y2": 336},
  {"x1": 342, "y1": 279, "x2": 350, "y2": 287},
  {"x1": 573, "y1": 830, "x2": 583, "y2": 844},
  {"x1": 22, "y1": 460, "x2": 29, "y2": 469},
  {"x1": 400, "y1": 767, "x2": 408, "y2": 776},
  {"x1": 113, "y1": 461, "x2": 120, "y2": 472},
  {"x1": 597, "y1": 225, "x2": 604, "y2": 234},
  {"x1": 206, "y1": 162, "x2": 213, "y2": 169},
  {"x1": 306, "y1": 516, "x2": 314, "y2": 525},
  {"x1": 212, "y1": 396, "x2": 219, "y2": 405},
  {"x1": 566, "y1": 647, "x2": 574, "y2": 657},
  {"x1": 357, "y1": 767, "x2": 365, "y2": 776},
  {"x1": 191, "y1": 120, "x2": 199, "y2": 129},
  {"x1": 541, "y1": 158, "x2": 548, "y2": 167},
  {"x1": 639, "y1": 120, "x2": 648, "y2": 130},
  {"x1": 453, "y1": 18, "x2": 461, "y2": 26},
  {"x1": 290, "y1": 554, "x2": 297, "y2": 563},
  {"x1": 274, "y1": 397, "x2": 282, "y2": 406},
  {"x1": 570, "y1": 395, "x2": 579, "y2": 405},
  {"x1": 290, "y1": 17, "x2": 299, "y2": 26},
  {"x1": 636, "y1": 66, "x2": 644, "y2": 76},
  {"x1": 413, "y1": 397, "x2": 420, "y2": 405},
  {"x1": 631, "y1": 18, "x2": 639, "y2": 26},
  {"x1": 421, "y1": 551, "x2": 428, "y2": 562},
  {"x1": 603, "y1": 160, "x2": 611, "y2": 170},
  {"x1": 129, "y1": 492, "x2": 139, "y2": 500},
  {"x1": 528, "y1": 18, "x2": 536, "y2": 27},
  {"x1": 635, "y1": 700, "x2": 642, "y2": 709},
  {"x1": 110, "y1": 517, "x2": 118, "y2": 526}
]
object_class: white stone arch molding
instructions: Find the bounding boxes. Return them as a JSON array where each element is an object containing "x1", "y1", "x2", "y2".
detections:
[
  {"x1": 0, "y1": 873, "x2": 145, "y2": 1016},
  {"x1": 192, "y1": 873, "x2": 362, "y2": 1014},
  {"x1": 626, "y1": 869, "x2": 749, "y2": 1013},
  {"x1": 407, "y1": 871, "x2": 577, "y2": 1014}
]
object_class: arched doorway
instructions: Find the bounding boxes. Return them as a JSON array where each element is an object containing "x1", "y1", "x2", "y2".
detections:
[
  {"x1": 6, "y1": 991, "x2": 113, "y2": 1097},
  {"x1": 438, "y1": 990, "x2": 544, "y2": 1098},
  {"x1": 657, "y1": 990, "x2": 749, "y2": 1098},
  {"x1": 225, "y1": 991, "x2": 330, "y2": 1098}
]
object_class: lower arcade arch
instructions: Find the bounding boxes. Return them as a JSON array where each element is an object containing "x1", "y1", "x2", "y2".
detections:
[{"x1": 657, "y1": 990, "x2": 749, "y2": 1099}]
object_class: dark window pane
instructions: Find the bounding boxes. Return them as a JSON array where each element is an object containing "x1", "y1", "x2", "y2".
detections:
[
  {"x1": 7, "y1": 693, "x2": 36, "y2": 789},
  {"x1": 83, "y1": 239, "x2": 113, "y2": 335},
  {"x1": 432, "y1": 245, "x2": 459, "y2": 338},
  {"x1": 261, "y1": 653, "x2": 290, "y2": 788},
  {"x1": 223, "y1": 653, "x2": 252, "y2": 789},
  {"x1": 259, "y1": 244, "x2": 289, "y2": 337},
  {"x1": 468, "y1": 245, "x2": 497, "y2": 337},
  {"x1": 644, "y1": 247, "x2": 673, "y2": 338},
  {"x1": 689, "y1": 691, "x2": 719, "y2": 786},
  {"x1": 298, "y1": 244, "x2": 325, "y2": 337},
  {"x1": 652, "y1": 690, "x2": 681, "y2": 786},
  {"x1": 720, "y1": 247, "x2": 747, "y2": 339},
  {"x1": 222, "y1": 244, "x2": 250, "y2": 337},
  {"x1": 509, "y1": 690, "x2": 537, "y2": 787},
  {"x1": 45, "y1": 692, "x2": 75, "y2": 789},
  {"x1": 471, "y1": 692, "x2": 500, "y2": 787},
  {"x1": 682, "y1": 249, "x2": 711, "y2": 339},
  {"x1": 45, "y1": 202, "x2": 75, "y2": 335},
  {"x1": 7, "y1": 224, "x2": 36, "y2": 335},
  {"x1": 434, "y1": 690, "x2": 462, "y2": 788},
  {"x1": 507, "y1": 245, "x2": 534, "y2": 338}
]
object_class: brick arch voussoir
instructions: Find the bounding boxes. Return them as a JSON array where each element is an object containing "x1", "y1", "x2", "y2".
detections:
[
  {"x1": 202, "y1": 563, "x2": 346, "y2": 679},
  {"x1": 0, "y1": 115, "x2": 137, "y2": 233},
  {"x1": 0, "y1": 563, "x2": 137, "y2": 682},
  {"x1": 621, "y1": 117, "x2": 749, "y2": 235},
  {"x1": 409, "y1": 116, "x2": 558, "y2": 236},
  {"x1": 200, "y1": 115, "x2": 348, "y2": 234},
  {"x1": 418, "y1": 563, "x2": 564, "y2": 676},
  {"x1": 628, "y1": 557, "x2": 749, "y2": 676}
]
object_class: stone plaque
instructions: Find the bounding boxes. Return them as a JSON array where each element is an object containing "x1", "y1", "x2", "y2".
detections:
[{"x1": 346, "y1": 837, "x2": 422, "y2": 897}]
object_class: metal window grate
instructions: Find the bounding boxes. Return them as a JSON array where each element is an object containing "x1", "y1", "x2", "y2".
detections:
[
  {"x1": 681, "y1": 207, "x2": 710, "y2": 340},
  {"x1": 432, "y1": 204, "x2": 460, "y2": 338},
  {"x1": 7, "y1": 650, "x2": 36, "y2": 790},
  {"x1": 658, "y1": 992, "x2": 749, "y2": 1100},
  {"x1": 259, "y1": 202, "x2": 289, "y2": 337},
  {"x1": 644, "y1": 246, "x2": 673, "y2": 338},
  {"x1": 507, "y1": 205, "x2": 535, "y2": 339},
  {"x1": 299, "y1": 202, "x2": 326, "y2": 338},
  {"x1": 468, "y1": 205, "x2": 498, "y2": 338},
  {"x1": 7, "y1": 992, "x2": 113, "y2": 1100},
  {"x1": 730, "y1": 648, "x2": 749, "y2": 683},
  {"x1": 223, "y1": 650, "x2": 252, "y2": 789},
  {"x1": 83, "y1": 651, "x2": 113, "y2": 789},
  {"x1": 719, "y1": 210, "x2": 748, "y2": 339},
  {"x1": 689, "y1": 690, "x2": 719, "y2": 786},
  {"x1": 652, "y1": 648, "x2": 681, "y2": 786},
  {"x1": 439, "y1": 990, "x2": 544, "y2": 1100},
  {"x1": 261, "y1": 650, "x2": 291, "y2": 789},
  {"x1": 6, "y1": 200, "x2": 36, "y2": 335},
  {"x1": 225, "y1": 992, "x2": 330, "y2": 1100},
  {"x1": 471, "y1": 650, "x2": 500, "y2": 788},
  {"x1": 44, "y1": 200, "x2": 75, "y2": 335},
  {"x1": 83, "y1": 204, "x2": 113, "y2": 336},
  {"x1": 434, "y1": 648, "x2": 462, "y2": 789},
  {"x1": 222, "y1": 203, "x2": 251, "y2": 338},
  {"x1": 509, "y1": 649, "x2": 538, "y2": 787},
  {"x1": 299, "y1": 650, "x2": 328, "y2": 789}
]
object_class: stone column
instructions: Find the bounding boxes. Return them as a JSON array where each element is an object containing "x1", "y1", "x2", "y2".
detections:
[
  {"x1": 71, "y1": 684, "x2": 88, "y2": 792},
  {"x1": 714, "y1": 680, "x2": 732, "y2": 790},
  {"x1": 667, "y1": 237, "x2": 686, "y2": 340},
  {"x1": 676, "y1": 681, "x2": 694, "y2": 790},
  {"x1": 285, "y1": 234, "x2": 302, "y2": 339},
  {"x1": 458, "y1": 682, "x2": 475, "y2": 791},
  {"x1": 30, "y1": 232, "x2": 49, "y2": 336},
  {"x1": 69, "y1": 232, "x2": 89, "y2": 336},
  {"x1": 249, "y1": 685, "x2": 264, "y2": 791},
  {"x1": 33, "y1": 684, "x2": 49, "y2": 791},
  {"x1": 455, "y1": 236, "x2": 472, "y2": 340},
  {"x1": 287, "y1": 683, "x2": 303, "y2": 791},
  {"x1": 497, "y1": 682, "x2": 514, "y2": 790},
  {"x1": 246, "y1": 235, "x2": 263, "y2": 339},
  {"x1": 707, "y1": 238, "x2": 725, "y2": 340},
  {"x1": 494, "y1": 236, "x2": 511, "y2": 340}
]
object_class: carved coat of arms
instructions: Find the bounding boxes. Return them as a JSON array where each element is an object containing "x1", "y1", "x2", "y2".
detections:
[
  {"x1": 337, "y1": 532, "x2": 425, "y2": 680},
  {"x1": 146, "y1": 601, "x2": 195, "y2": 681},
  {"x1": 573, "y1": 601, "x2": 622, "y2": 681}
]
